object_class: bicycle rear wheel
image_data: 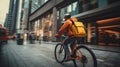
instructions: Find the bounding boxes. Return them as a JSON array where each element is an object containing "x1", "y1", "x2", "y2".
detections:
[
  {"x1": 75, "y1": 45, "x2": 97, "y2": 67},
  {"x1": 54, "y1": 43, "x2": 66, "y2": 63}
]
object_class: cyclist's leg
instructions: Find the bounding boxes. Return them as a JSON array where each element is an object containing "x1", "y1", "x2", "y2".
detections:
[
  {"x1": 69, "y1": 37, "x2": 76, "y2": 57},
  {"x1": 70, "y1": 37, "x2": 79, "y2": 57},
  {"x1": 63, "y1": 36, "x2": 71, "y2": 57}
]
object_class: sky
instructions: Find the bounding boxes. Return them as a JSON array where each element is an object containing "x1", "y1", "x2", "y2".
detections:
[{"x1": 0, "y1": 0, "x2": 9, "y2": 25}]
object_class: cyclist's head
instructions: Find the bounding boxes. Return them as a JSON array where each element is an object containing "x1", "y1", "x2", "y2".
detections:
[{"x1": 64, "y1": 14, "x2": 71, "y2": 21}]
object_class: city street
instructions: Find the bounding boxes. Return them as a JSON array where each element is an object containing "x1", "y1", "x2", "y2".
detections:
[
  {"x1": 0, "y1": 0, "x2": 120, "y2": 67},
  {"x1": 0, "y1": 40, "x2": 120, "y2": 67}
]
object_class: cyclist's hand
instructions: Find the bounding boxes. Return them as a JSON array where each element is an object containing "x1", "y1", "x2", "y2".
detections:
[{"x1": 55, "y1": 34, "x2": 60, "y2": 38}]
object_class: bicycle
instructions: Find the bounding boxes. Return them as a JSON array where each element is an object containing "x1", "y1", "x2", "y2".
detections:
[{"x1": 54, "y1": 36, "x2": 97, "y2": 67}]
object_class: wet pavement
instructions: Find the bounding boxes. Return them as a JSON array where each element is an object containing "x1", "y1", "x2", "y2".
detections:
[{"x1": 0, "y1": 40, "x2": 120, "y2": 67}]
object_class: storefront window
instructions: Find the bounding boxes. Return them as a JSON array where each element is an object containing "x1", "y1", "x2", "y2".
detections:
[
  {"x1": 40, "y1": 14, "x2": 53, "y2": 41},
  {"x1": 97, "y1": 17, "x2": 120, "y2": 46},
  {"x1": 86, "y1": 17, "x2": 120, "y2": 46},
  {"x1": 30, "y1": 21, "x2": 35, "y2": 32},
  {"x1": 30, "y1": 13, "x2": 53, "y2": 41}
]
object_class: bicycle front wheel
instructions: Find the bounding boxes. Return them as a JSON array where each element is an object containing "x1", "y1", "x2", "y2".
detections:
[
  {"x1": 75, "y1": 45, "x2": 97, "y2": 67},
  {"x1": 54, "y1": 43, "x2": 66, "y2": 63}
]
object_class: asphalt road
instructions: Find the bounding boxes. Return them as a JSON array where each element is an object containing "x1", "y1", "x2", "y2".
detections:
[{"x1": 0, "y1": 40, "x2": 120, "y2": 67}]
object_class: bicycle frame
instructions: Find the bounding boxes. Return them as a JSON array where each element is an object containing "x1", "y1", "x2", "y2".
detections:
[
  {"x1": 60, "y1": 36, "x2": 83, "y2": 61},
  {"x1": 71, "y1": 44, "x2": 83, "y2": 60},
  {"x1": 55, "y1": 36, "x2": 97, "y2": 67}
]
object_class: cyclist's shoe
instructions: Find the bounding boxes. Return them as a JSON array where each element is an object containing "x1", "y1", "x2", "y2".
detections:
[
  {"x1": 81, "y1": 55, "x2": 88, "y2": 63},
  {"x1": 70, "y1": 49, "x2": 77, "y2": 57},
  {"x1": 71, "y1": 54, "x2": 76, "y2": 58},
  {"x1": 75, "y1": 56, "x2": 81, "y2": 60}
]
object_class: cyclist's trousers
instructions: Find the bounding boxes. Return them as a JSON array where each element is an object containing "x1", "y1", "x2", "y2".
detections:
[{"x1": 63, "y1": 36, "x2": 80, "y2": 56}]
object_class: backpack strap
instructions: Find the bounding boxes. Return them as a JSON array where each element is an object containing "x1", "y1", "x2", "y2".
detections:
[
  {"x1": 69, "y1": 19, "x2": 79, "y2": 33},
  {"x1": 69, "y1": 19, "x2": 75, "y2": 25}
]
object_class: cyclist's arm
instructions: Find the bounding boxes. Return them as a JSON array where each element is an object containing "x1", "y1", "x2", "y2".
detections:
[{"x1": 56, "y1": 21, "x2": 70, "y2": 37}]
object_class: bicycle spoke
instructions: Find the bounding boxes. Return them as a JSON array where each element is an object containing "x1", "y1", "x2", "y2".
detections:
[
  {"x1": 54, "y1": 43, "x2": 66, "y2": 63},
  {"x1": 83, "y1": 63, "x2": 85, "y2": 67},
  {"x1": 74, "y1": 46, "x2": 97, "y2": 67}
]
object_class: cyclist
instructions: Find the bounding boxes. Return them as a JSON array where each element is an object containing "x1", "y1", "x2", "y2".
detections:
[{"x1": 55, "y1": 14, "x2": 80, "y2": 60}]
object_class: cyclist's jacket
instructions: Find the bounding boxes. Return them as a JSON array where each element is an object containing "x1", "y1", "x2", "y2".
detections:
[{"x1": 56, "y1": 18, "x2": 78, "y2": 37}]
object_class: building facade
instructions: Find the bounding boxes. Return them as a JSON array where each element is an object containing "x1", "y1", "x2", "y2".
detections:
[
  {"x1": 5, "y1": 0, "x2": 15, "y2": 35},
  {"x1": 4, "y1": 0, "x2": 22, "y2": 35},
  {"x1": 5, "y1": 0, "x2": 29, "y2": 36},
  {"x1": 29, "y1": 0, "x2": 120, "y2": 46}
]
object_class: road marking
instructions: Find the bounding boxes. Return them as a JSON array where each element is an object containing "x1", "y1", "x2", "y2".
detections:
[
  {"x1": 97, "y1": 59, "x2": 104, "y2": 62},
  {"x1": 103, "y1": 62, "x2": 113, "y2": 66},
  {"x1": 97, "y1": 59, "x2": 114, "y2": 66},
  {"x1": 38, "y1": 52, "x2": 55, "y2": 62}
]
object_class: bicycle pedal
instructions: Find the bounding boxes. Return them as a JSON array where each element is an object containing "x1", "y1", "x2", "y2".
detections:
[
  {"x1": 81, "y1": 55, "x2": 88, "y2": 63},
  {"x1": 75, "y1": 56, "x2": 81, "y2": 60},
  {"x1": 64, "y1": 57, "x2": 75, "y2": 62}
]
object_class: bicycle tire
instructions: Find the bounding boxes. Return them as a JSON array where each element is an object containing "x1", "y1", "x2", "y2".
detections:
[
  {"x1": 75, "y1": 45, "x2": 97, "y2": 67},
  {"x1": 54, "y1": 43, "x2": 66, "y2": 63}
]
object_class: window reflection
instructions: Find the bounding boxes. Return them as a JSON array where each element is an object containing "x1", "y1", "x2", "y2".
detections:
[
  {"x1": 31, "y1": 0, "x2": 48, "y2": 13},
  {"x1": 108, "y1": 0, "x2": 120, "y2": 4},
  {"x1": 78, "y1": 0, "x2": 98, "y2": 12},
  {"x1": 87, "y1": 17, "x2": 120, "y2": 46},
  {"x1": 32, "y1": 13, "x2": 53, "y2": 41},
  {"x1": 60, "y1": 2, "x2": 79, "y2": 19}
]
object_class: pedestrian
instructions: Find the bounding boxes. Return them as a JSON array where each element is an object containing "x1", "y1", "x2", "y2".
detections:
[
  {"x1": 29, "y1": 33, "x2": 35, "y2": 44},
  {"x1": 91, "y1": 32, "x2": 96, "y2": 45},
  {"x1": 103, "y1": 32, "x2": 110, "y2": 46}
]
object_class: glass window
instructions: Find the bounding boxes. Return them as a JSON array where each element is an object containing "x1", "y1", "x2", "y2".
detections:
[
  {"x1": 71, "y1": 2, "x2": 79, "y2": 15},
  {"x1": 44, "y1": 0, "x2": 48, "y2": 2},
  {"x1": 31, "y1": 0, "x2": 48, "y2": 13},
  {"x1": 97, "y1": 0, "x2": 119, "y2": 8},
  {"x1": 97, "y1": 17, "x2": 120, "y2": 46},
  {"x1": 90, "y1": 0, "x2": 98, "y2": 9},
  {"x1": 67, "y1": 5, "x2": 72, "y2": 13},
  {"x1": 73, "y1": 2, "x2": 77, "y2": 11},
  {"x1": 36, "y1": 13, "x2": 53, "y2": 41},
  {"x1": 77, "y1": 0, "x2": 98, "y2": 13},
  {"x1": 107, "y1": 0, "x2": 120, "y2": 4},
  {"x1": 98, "y1": 0, "x2": 108, "y2": 8},
  {"x1": 59, "y1": 2, "x2": 79, "y2": 19}
]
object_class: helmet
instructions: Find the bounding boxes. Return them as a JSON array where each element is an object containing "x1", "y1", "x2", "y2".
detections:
[{"x1": 64, "y1": 14, "x2": 71, "y2": 20}]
